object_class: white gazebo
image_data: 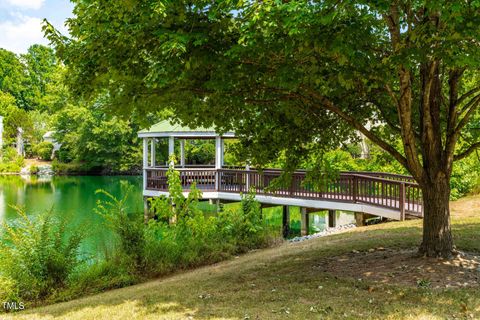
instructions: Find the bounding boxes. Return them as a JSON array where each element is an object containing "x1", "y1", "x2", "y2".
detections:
[
  {"x1": 138, "y1": 120, "x2": 235, "y2": 169},
  {"x1": 138, "y1": 120, "x2": 236, "y2": 193}
]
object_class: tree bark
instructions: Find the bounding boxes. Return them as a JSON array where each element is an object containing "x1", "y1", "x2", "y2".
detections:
[{"x1": 418, "y1": 175, "x2": 454, "y2": 258}]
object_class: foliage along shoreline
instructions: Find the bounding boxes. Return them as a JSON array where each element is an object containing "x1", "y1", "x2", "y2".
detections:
[{"x1": 0, "y1": 165, "x2": 279, "y2": 310}]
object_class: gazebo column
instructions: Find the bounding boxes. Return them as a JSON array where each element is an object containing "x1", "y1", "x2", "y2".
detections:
[
  {"x1": 215, "y1": 136, "x2": 223, "y2": 169},
  {"x1": 168, "y1": 136, "x2": 175, "y2": 165},
  {"x1": 180, "y1": 139, "x2": 186, "y2": 168},
  {"x1": 143, "y1": 138, "x2": 148, "y2": 189},
  {"x1": 142, "y1": 138, "x2": 150, "y2": 222},
  {"x1": 150, "y1": 138, "x2": 156, "y2": 167},
  {"x1": 215, "y1": 136, "x2": 223, "y2": 190},
  {"x1": 221, "y1": 138, "x2": 225, "y2": 167}
]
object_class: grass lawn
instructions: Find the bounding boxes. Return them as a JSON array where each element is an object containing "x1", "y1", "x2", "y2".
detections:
[{"x1": 7, "y1": 196, "x2": 480, "y2": 319}]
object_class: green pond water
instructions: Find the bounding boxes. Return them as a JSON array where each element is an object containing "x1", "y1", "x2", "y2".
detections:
[
  {"x1": 0, "y1": 175, "x2": 144, "y2": 257},
  {"x1": 0, "y1": 175, "x2": 354, "y2": 257}
]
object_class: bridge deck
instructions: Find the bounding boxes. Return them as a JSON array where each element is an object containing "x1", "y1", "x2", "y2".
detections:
[{"x1": 143, "y1": 168, "x2": 423, "y2": 220}]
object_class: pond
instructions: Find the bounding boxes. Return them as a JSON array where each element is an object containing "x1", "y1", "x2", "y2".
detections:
[
  {"x1": 0, "y1": 175, "x2": 355, "y2": 257},
  {"x1": 0, "y1": 175, "x2": 144, "y2": 257}
]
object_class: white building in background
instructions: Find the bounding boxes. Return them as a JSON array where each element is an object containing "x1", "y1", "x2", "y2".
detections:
[{"x1": 43, "y1": 131, "x2": 62, "y2": 157}]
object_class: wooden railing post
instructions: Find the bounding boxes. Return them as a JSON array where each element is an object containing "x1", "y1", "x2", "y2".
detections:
[
  {"x1": 399, "y1": 182, "x2": 406, "y2": 221},
  {"x1": 215, "y1": 170, "x2": 219, "y2": 191},
  {"x1": 352, "y1": 175, "x2": 358, "y2": 203}
]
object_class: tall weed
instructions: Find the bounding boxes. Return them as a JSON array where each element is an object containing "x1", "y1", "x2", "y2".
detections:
[{"x1": 0, "y1": 208, "x2": 84, "y2": 302}]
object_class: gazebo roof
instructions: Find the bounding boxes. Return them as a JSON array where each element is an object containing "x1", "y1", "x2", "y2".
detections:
[{"x1": 138, "y1": 120, "x2": 235, "y2": 138}]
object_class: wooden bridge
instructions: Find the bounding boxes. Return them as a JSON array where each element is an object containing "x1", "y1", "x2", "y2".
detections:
[
  {"x1": 144, "y1": 167, "x2": 423, "y2": 221},
  {"x1": 139, "y1": 120, "x2": 423, "y2": 233}
]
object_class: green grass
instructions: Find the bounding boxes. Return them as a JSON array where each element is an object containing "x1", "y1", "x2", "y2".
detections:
[{"x1": 6, "y1": 196, "x2": 480, "y2": 320}]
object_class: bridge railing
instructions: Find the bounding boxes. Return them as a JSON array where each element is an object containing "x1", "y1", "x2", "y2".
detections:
[{"x1": 145, "y1": 168, "x2": 423, "y2": 217}]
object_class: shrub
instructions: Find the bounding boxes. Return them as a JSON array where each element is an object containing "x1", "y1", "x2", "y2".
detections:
[
  {"x1": 51, "y1": 160, "x2": 95, "y2": 175},
  {"x1": 0, "y1": 147, "x2": 25, "y2": 173},
  {"x1": 0, "y1": 208, "x2": 85, "y2": 302},
  {"x1": 450, "y1": 154, "x2": 480, "y2": 199},
  {"x1": 0, "y1": 276, "x2": 19, "y2": 304},
  {"x1": 2, "y1": 147, "x2": 21, "y2": 163},
  {"x1": 34, "y1": 142, "x2": 54, "y2": 161},
  {"x1": 55, "y1": 147, "x2": 73, "y2": 163},
  {"x1": 143, "y1": 160, "x2": 277, "y2": 274},
  {"x1": 30, "y1": 165, "x2": 39, "y2": 175},
  {"x1": 95, "y1": 159, "x2": 277, "y2": 280},
  {"x1": 0, "y1": 162, "x2": 22, "y2": 173},
  {"x1": 95, "y1": 188, "x2": 147, "y2": 273}
]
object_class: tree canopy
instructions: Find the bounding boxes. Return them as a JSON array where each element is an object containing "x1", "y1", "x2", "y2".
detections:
[{"x1": 48, "y1": 0, "x2": 480, "y2": 257}]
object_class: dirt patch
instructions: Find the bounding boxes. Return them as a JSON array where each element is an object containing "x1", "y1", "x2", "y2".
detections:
[
  {"x1": 317, "y1": 248, "x2": 480, "y2": 289},
  {"x1": 24, "y1": 159, "x2": 52, "y2": 166}
]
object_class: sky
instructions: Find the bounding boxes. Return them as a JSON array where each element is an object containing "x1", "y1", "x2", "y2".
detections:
[{"x1": 0, "y1": 0, "x2": 73, "y2": 54}]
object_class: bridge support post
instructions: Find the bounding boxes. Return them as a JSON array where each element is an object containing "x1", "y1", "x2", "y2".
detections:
[
  {"x1": 355, "y1": 212, "x2": 366, "y2": 226},
  {"x1": 355, "y1": 212, "x2": 368, "y2": 227},
  {"x1": 143, "y1": 197, "x2": 150, "y2": 224},
  {"x1": 216, "y1": 199, "x2": 222, "y2": 213},
  {"x1": 282, "y1": 206, "x2": 290, "y2": 238},
  {"x1": 301, "y1": 207, "x2": 309, "y2": 236},
  {"x1": 328, "y1": 210, "x2": 336, "y2": 228}
]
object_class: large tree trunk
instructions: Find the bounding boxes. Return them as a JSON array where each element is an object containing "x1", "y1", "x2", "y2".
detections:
[{"x1": 418, "y1": 176, "x2": 454, "y2": 258}]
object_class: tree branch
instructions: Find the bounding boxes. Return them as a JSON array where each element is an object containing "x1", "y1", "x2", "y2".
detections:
[
  {"x1": 454, "y1": 141, "x2": 480, "y2": 161},
  {"x1": 455, "y1": 94, "x2": 480, "y2": 135},
  {"x1": 300, "y1": 86, "x2": 409, "y2": 170},
  {"x1": 385, "y1": 84, "x2": 399, "y2": 107},
  {"x1": 457, "y1": 85, "x2": 480, "y2": 106}
]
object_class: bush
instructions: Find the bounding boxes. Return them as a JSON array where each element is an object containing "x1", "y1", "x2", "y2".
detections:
[
  {"x1": 142, "y1": 161, "x2": 276, "y2": 275},
  {"x1": 0, "y1": 276, "x2": 19, "y2": 305},
  {"x1": 30, "y1": 165, "x2": 39, "y2": 175},
  {"x1": 219, "y1": 192, "x2": 270, "y2": 251},
  {"x1": 34, "y1": 141, "x2": 54, "y2": 161},
  {"x1": 95, "y1": 188, "x2": 147, "y2": 273},
  {"x1": 0, "y1": 147, "x2": 25, "y2": 173},
  {"x1": 94, "y1": 160, "x2": 277, "y2": 280},
  {"x1": 51, "y1": 160, "x2": 95, "y2": 175},
  {"x1": 2, "y1": 147, "x2": 19, "y2": 162},
  {"x1": 0, "y1": 208, "x2": 85, "y2": 302},
  {"x1": 0, "y1": 162, "x2": 22, "y2": 173},
  {"x1": 450, "y1": 154, "x2": 480, "y2": 199},
  {"x1": 55, "y1": 147, "x2": 73, "y2": 163}
]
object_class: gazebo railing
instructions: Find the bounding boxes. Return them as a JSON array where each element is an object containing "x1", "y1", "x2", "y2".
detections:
[
  {"x1": 145, "y1": 167, "x2": 423, "y2": 217},
  {"x1": 146, "y1": 168, "x2": 217, "y2": 192}
]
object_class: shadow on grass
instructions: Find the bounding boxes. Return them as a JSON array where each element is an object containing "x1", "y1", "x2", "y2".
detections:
[{"x1": 13, "y1": 221, "x2": 480, "y2": 320}]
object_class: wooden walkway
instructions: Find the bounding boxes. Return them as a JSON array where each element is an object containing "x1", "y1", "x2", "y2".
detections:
[{"x1": 144, "y1": 168, "x2": 423, "y2": 220}]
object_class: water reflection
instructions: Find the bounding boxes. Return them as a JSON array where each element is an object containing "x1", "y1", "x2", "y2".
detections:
[
  {"x1": 0, "y1": 175, "x2": 143, "y2": 222},
  {"x1": 0, "y1": 175, "x2": 144, "y2": 255}
]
